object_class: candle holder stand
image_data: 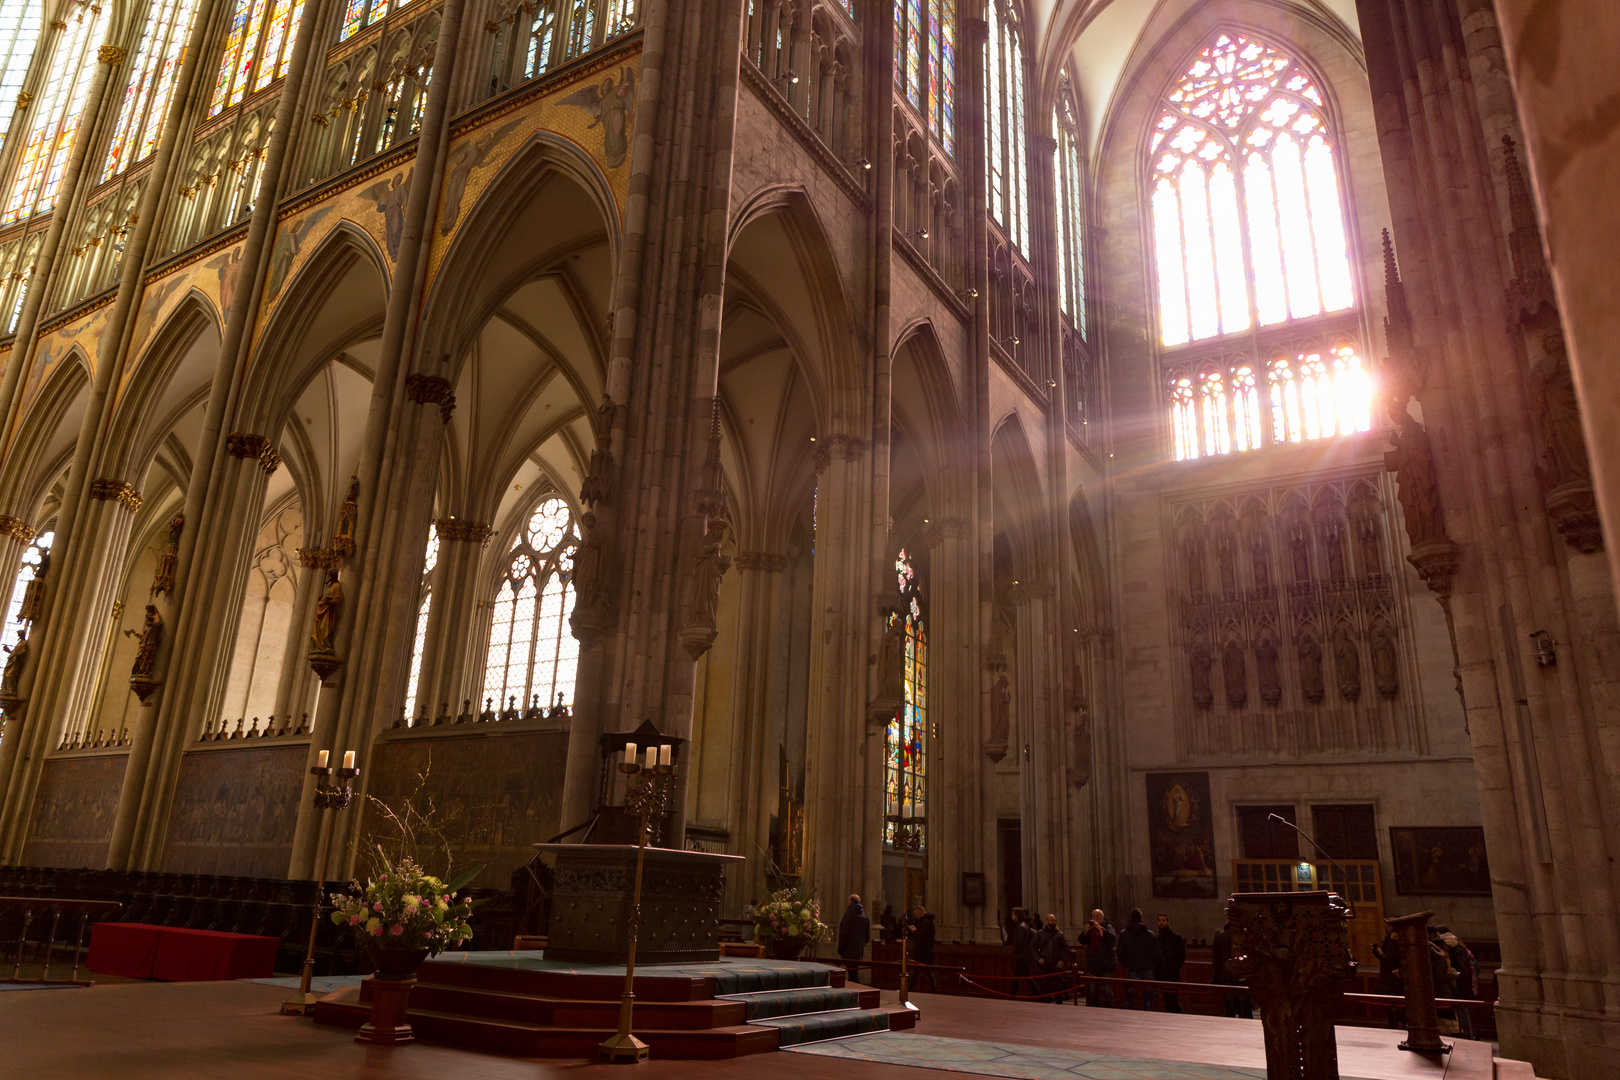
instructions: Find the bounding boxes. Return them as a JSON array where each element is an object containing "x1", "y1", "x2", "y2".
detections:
[
  {"x1": 281, "y1": 762, "x2": 359, "y2": 1016},
  {"x1": 598, "y1": 756, "x2": 676, "y2": 1064}
]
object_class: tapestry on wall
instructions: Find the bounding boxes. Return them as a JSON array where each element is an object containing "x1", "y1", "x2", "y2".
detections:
[
  {"x1": 1389, "y1": 826, "x2": 1491, "y2": 896},
  {"x1": 1146, "y1": 771, "x2": 1217, "y2": 898}
]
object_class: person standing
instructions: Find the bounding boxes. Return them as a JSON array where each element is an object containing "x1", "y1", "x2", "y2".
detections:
[
  {"x1": 1117, "y1": 909, "x2": 1161, "y2": 1010},
  {"x1": 906, "y1": 905, "x2": 937, "y2": 992},
  {"x1": 1034, "y1": 913, "x2": 1070, "y2": 1004},
  {"x1": 1082, "y1": 908, "x2": 1117, "y2": 1008},
  {"x1": 1212, "y1": 917, "x2": 1252, "y2": 1019},
  {"x1": 879, "y1": 904, "x2": 897, "y2": 943},
  {"x1": 837, "y1": 894, "x2": 870, "y2": 976},
  {"x1": 1154, "y1": 913, "x2": 1186, "y2": 1013},
  {"x1": 1438, "y1": 927, "x2": 1477, "y2": 1039},
  {"x1": 1008, "y1": 907, "x2": 1037, "y2": 997},
  {"x1": 1371, "y1": 929, "x2": 1404, "y2": 1029}
]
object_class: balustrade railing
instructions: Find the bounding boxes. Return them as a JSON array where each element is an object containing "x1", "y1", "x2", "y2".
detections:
[{"x1": 0, "y1": 896, "x2": 122, "y2": 985}]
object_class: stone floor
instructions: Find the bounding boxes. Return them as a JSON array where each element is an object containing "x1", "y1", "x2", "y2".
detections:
[{"x1": 0, "y1": 977, "x2": 1499, "y2": 1079}]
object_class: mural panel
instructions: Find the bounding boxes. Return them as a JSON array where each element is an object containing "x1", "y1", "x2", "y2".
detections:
[
  {"x1": 22, "y1": 754, "x2": 127, "y2": 868},
  {"x1": 163, "y1": 744, "x2": 306, "y2": 876}
]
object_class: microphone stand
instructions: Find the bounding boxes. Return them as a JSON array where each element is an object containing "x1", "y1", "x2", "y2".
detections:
[{"x1": 1267, "y1": 813, "x2": 1357, "y2": 918}]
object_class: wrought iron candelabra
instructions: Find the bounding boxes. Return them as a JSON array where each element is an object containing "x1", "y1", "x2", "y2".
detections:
[
  {"x1": 885, "y1": 811, "x2": 924, "y2": 1006},
  {"x1": 598, "y1": 743, "x2": 676, "y2": 1064},
  {"x1": 282, "y1": 749, "x2": 359, "y2": 1017}
]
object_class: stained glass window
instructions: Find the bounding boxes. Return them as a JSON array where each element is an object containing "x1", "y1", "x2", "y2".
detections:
[
  {"x1": 208, "y1": 0, "x2": 301, "y2": 115},
  {"x1": 1170, "y1": 344, "x2": 1371, "y2": 462},
  {"x1": 894, "y1": 0, "x2": 954, "y2": 155},
  {"x1": 0, "y1": 0, "x2": 42, "y2": 160},
  {"x1": 2, "y1": 1, "x2": 103, "y2": 225},
  {"x1": 101, "y1": 0, "x2": 202, "y2": 181},
  {"x1": 481, "y1": 497, "x2": 579, "y2": 716},
  {"x1": 883, "y1": 549, "x2": 926, "y2": 848},
  {"x1": 985, "y1": 1, "x2": 1026, "y2": 250},
  {"x1": 2, "y1": 528, "x2": 51, "y2": 650},
  {"x1": 1055, "y1": 80, "x2": 1085, "y2": 335},
  {"x1": 400, "y1": 532, "x2": 438, "y2": 722},
  {"x1": 1151, "y1": 33, "x2": 1354, "y2": 347}
]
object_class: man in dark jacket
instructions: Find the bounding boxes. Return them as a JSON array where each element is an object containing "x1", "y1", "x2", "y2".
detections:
[
  {"x1": 836, "y1": 894, "x2": 870, "y2": 974},
  {"x1": 906, "y1": 906, "x2": 937, "y2": 992},
  {"x1": 1211, "y1": 917, "x2": 1252, "y2": 1019},
  {"x1": 1117, "y1": 908, "x2": 1161, "y2": 1010},
  {"x1": 1033, "y1": 913, "x2": 1070, "y2": 1004},
  {"x1": 1154, "y1": 913, "x2": 1186, "y2": 1013},
  {"x1": 1008, "y1": 907, "x2": 1037, "y2": 996},
  {"x1": 1082, "y1": 908, "x2": 1117, "y2": 1007}
]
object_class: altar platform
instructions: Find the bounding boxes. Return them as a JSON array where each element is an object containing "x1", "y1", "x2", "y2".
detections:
[{"x1": 311, "y1": 950, "x2": 917, "y2": 1058}]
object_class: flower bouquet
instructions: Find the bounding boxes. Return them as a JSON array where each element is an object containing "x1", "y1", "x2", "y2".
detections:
[
  {"x1": 752, "y1": 887, "x2": 829, "y2": 960},
  {"x1": 331, "y1": 849, "x2": 480, "y2": 979}
]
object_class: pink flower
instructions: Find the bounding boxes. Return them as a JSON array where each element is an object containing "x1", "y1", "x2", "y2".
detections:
[
  {"x1": 371, "y1": 925, "x2": 384, "y2": 937},
  {"x1": 390, "y1": 924, "x2": 404, "y2": 936},
  {"x1": 373, "y1": 902, "x2": 383, "y2": 912},
  {"x1": 349, "y1": 914, "x2": 361, "y2": 925}
]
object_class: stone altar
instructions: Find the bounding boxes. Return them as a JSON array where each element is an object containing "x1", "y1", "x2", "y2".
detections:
[{"x1": 534, "y1": 843, "x2": 744, "y2": 964}]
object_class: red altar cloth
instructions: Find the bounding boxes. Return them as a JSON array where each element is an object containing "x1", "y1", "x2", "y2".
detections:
[{"x1": 88, "y1": 922, "x2": 281, "y2": 981}]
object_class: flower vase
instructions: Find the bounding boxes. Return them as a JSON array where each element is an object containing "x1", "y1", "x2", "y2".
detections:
[
  {"x1": 767, "y1": 938, "x2": 806, "y2": 961},
  {"x1": 357, "y1": 946, "x2": 429, "y2": 1045}
]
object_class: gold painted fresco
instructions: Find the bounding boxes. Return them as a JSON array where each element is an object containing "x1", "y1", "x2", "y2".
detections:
[{"x1": 17, "y1": 305, "x2": 110, "y2": 421}]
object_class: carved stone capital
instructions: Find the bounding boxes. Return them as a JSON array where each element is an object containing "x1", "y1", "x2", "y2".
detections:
[
  {"x1": 406, "y1": 373, "x2": 456, "y2": 422},
  {"x1": 1406, "y1": 539, "x2": 1463, "y2": 599},
  {"x1": 14, "y1": 91, "x2": 28, "y2": 110},
  {"x1": 812, "y1": 434, "x2": 867, "y2": 473},
  {"x1": 734, "y1": 550, "x2": 788, "y2": 573},
  {"x1": 434, "y1": 517, "x2": 495, "y2": 545},
  {"x1": 89, "y1": 479, "x2": 143, "y2": 513},
  {"x1": 298, "y1": 547, "x2": 344, "y2": 569},
  {"x1": 0, "y1": 515, "x2": 34, "y2": 542},
  {"x1": 1547, "y1": 480, "x2": 1604, "y2": 554},
  {"x1": 97, "y1": 45, "x2": 127, "y2": 65},
  {"x1": 226, "y1": 432, "x2": 280, "y2": 474},
  {"x1": 1006, "y1": 580, "x2": 1055, "y2": 606}
]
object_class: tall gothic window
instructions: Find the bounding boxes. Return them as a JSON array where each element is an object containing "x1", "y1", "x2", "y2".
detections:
[
  {"x1": 101, "y1": 0, "x2": 202, "y2": 180},
  {"x1": 893, "y1": 0, "x2": 955, "y2": 155},
  {"x1": 2, "y1": 527, "x2": 51, "y2": 650},
  {"x1": 2, "y1": 1, "x2": 104, "y2": 224},
  {"x1": 1151, "y1": 33, "x2": 1369, "y2": 460},
  {"x1": 883, "y1": 550, "x2": 926, "y2": 848},
  {"x1": 400, "y1": 531, "x2": 437, "y2": 721},
  {"x1": 0, "y1": 0, "x2": 42, "y2": 158},
  {"x1": 208, "y1": 0, "x2": 304, "y2": 115},
  {"x1": 985, "y1": 0, "x2": 1026, "y2": 251},
  {"x1": 481, "y1": 497, "x2": 579, "y2": 716},
  {"x1": 1054, "y1": 77, "x2": 1085, "y2": 336}
]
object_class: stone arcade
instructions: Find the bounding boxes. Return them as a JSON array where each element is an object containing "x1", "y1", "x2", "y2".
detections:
[{"x1": 0, "y1": 0, "x2": 1614, "y2": 1077}]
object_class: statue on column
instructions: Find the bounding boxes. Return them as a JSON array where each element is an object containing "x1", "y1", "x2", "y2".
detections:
[
  {"x1": 680, "y1": 515, "x2": 732, "y2": 659},
  {"x1": 310, "y1": 571, "x2": 343, "y2": 654},
  {"x1": 1298, "y1": 635, "x2": 1325, "y2": 704},
  {"x1": 332, "y1": 476, "x2": 360, "y2": 557},
  {"x1": 1223, "y1": 640, "x2": 1247, "y2": 709},
  {"x1": 126, "y1": 605, "x2": 163, "y2": 678},
  {"x1": 15, "y1": 549, "x2": 48, "y2": 624},
  {"x1": 1333, "y1": 628, "x2": 1362, "y2": 702},
  {"x1": 1189, "y1": 639, "x2": 1214, "y2": 709},
  {"x1": 1384, "y1": 404, "x2": 1445, "y2": 547},
  {"x1": 1256, "y1": 637, "x2": 1282, "y2": 706},
  {"x1": 869, "y1": 606, "x2": 907, "y2": 727},
  {"x1": 985, "y1": 669, "x2": 1010, "y2": 763},
  {"x1": 1372, "y1": 624, "x2": 1400, "y2": 699},
  {"x1": 151, "y1": 512, "x2": 183, "y2": 595},
  {"x1": 1, "y1": 629, "x2": 28, "y2": 699}
]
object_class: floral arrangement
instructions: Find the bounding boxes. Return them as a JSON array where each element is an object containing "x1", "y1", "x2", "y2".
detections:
[
  {"x1": 752, "y1": 888, "x2": 829, "y2": 946},
  {"x1": 330, "y1": 848, "x2": 479, "y2": 956}
]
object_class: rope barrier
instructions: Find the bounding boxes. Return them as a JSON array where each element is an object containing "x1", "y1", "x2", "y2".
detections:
[{"x1": 956, "y1": 973, "x2": 1074, "y2": 1001}]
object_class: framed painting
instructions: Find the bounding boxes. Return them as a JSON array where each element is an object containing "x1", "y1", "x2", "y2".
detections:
[
  {"x1": 1389, "y1": 826, "x2": 1492, "y2": 896},
  {"x1": 1146, "y1": 771, "x2": 1217, "y2": 898}
]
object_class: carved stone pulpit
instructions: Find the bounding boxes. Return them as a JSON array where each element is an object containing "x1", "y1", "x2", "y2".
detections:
[{"x1": 1227, "y1": 890, "x2": 1356, "y2": 1080}]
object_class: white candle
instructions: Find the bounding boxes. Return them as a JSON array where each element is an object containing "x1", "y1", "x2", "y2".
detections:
[
  {"x1": 644, "y1": 747, "x2": 656, "y2": 770},
  {"x1": 342, "y1": 750, "x2": 355, "y2": 770},
  {"x1": 660, "y1": 744, "x2": 672, "y2": 767},
  {"x1": 317, "y1": 750, "x2": 329, "y2": 769},
  {"x1": 624, "y1": 742, "x2": 637, "y2": 766}
]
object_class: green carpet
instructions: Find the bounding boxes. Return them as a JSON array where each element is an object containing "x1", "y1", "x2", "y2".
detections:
[
  {"x1": 785, "y1": 1033, "x2": 1378, "y2": 1080},
  {"x1": 752, "y1": 1007, "x2": 891, "y2": 1046},
  {"x1": 426, "y1": 950, "x2": 837, "y2": 994}
]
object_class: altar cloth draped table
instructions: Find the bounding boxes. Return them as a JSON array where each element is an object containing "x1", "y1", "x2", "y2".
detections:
[{"x1": 88, "y1": 922, "x2": 280, "y2": 981}]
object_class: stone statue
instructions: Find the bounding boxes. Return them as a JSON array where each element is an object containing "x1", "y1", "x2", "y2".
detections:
[
  {"x1": 1355, "y1": 514, "x2": 1380, "y2": 576},
  {"x1": 1290, "y1": 524, "x2": 1312, "y2": 582},
  {"x1": 1528, "y1": 327, "x2": 1590, "y2": 491},
  {"x1": 1183, "y1": 534, "x2": 1205, "y2": 597},
  {"x1": 335, "y1": 476, "x2": 360, "y2": 541},
  {"x1": 1321, "y1": 521, "x2": 1346, "y2": 581},
  {"x1": 1298, "y1": 635, "x2": 1325, "y2": 704},
  {"x1": 1, "y1": 629, "x2": 28, "y2": 698},
  {"x1": 1334, "y1": 628, "x2": 1361, "y2": 702},
  {"x1": 1190, "y1": 640, "x2": 1214, "y2": 709},
  {"x1": 688, "y1": 517, "x2": 732, "y2": 630},
  {"x1": 1372, "y1": 625, "x2": 1400, "y2": 699},
  {"x1": 310, "y1": 571, "x2": 342, "y2": 653},
  {"x1": 986, "y1": 670, "x2": 1011, "y2": 763},
  {"x1": 152, "y1": 512, "x2": 183, "y2": 595},
  {"x1": 1384, "y1": 405, "x2": 1445, "y2": 546},
  {"x1": 1222, "y1": 640, "x2": 1247, "y2": 708},
  {"x1": 127, "y1": 605, "x2": 163, "y2": 678},
  {"x1": 1250, "y1": 534, "x2": 1271, "y2": 589},
  {"x1": 570, "y1": 523, "x2": 604, "y2": 608},
  {"x1": 15, "y1": 549, "x2": 47, "y2": 624},
  {"x1": 1216, "y1": 534, "x2": 1237, "y2": 595},
  {"x1": 1256, "y1": 638, "x2": 1282, "y2": 706},
  {"x1": 873, "y1": 608, "x2": 907, "y2": 717}
]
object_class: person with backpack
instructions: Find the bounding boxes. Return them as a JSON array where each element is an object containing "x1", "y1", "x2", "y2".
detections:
[{"x1": 1116, "y1": 909, "x2": 1162, "y2": 1010}]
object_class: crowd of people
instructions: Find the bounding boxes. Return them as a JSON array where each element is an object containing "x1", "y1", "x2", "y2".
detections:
[{"x1": 832, "y1": 895, "x2": 1481, "y2": 1037}]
